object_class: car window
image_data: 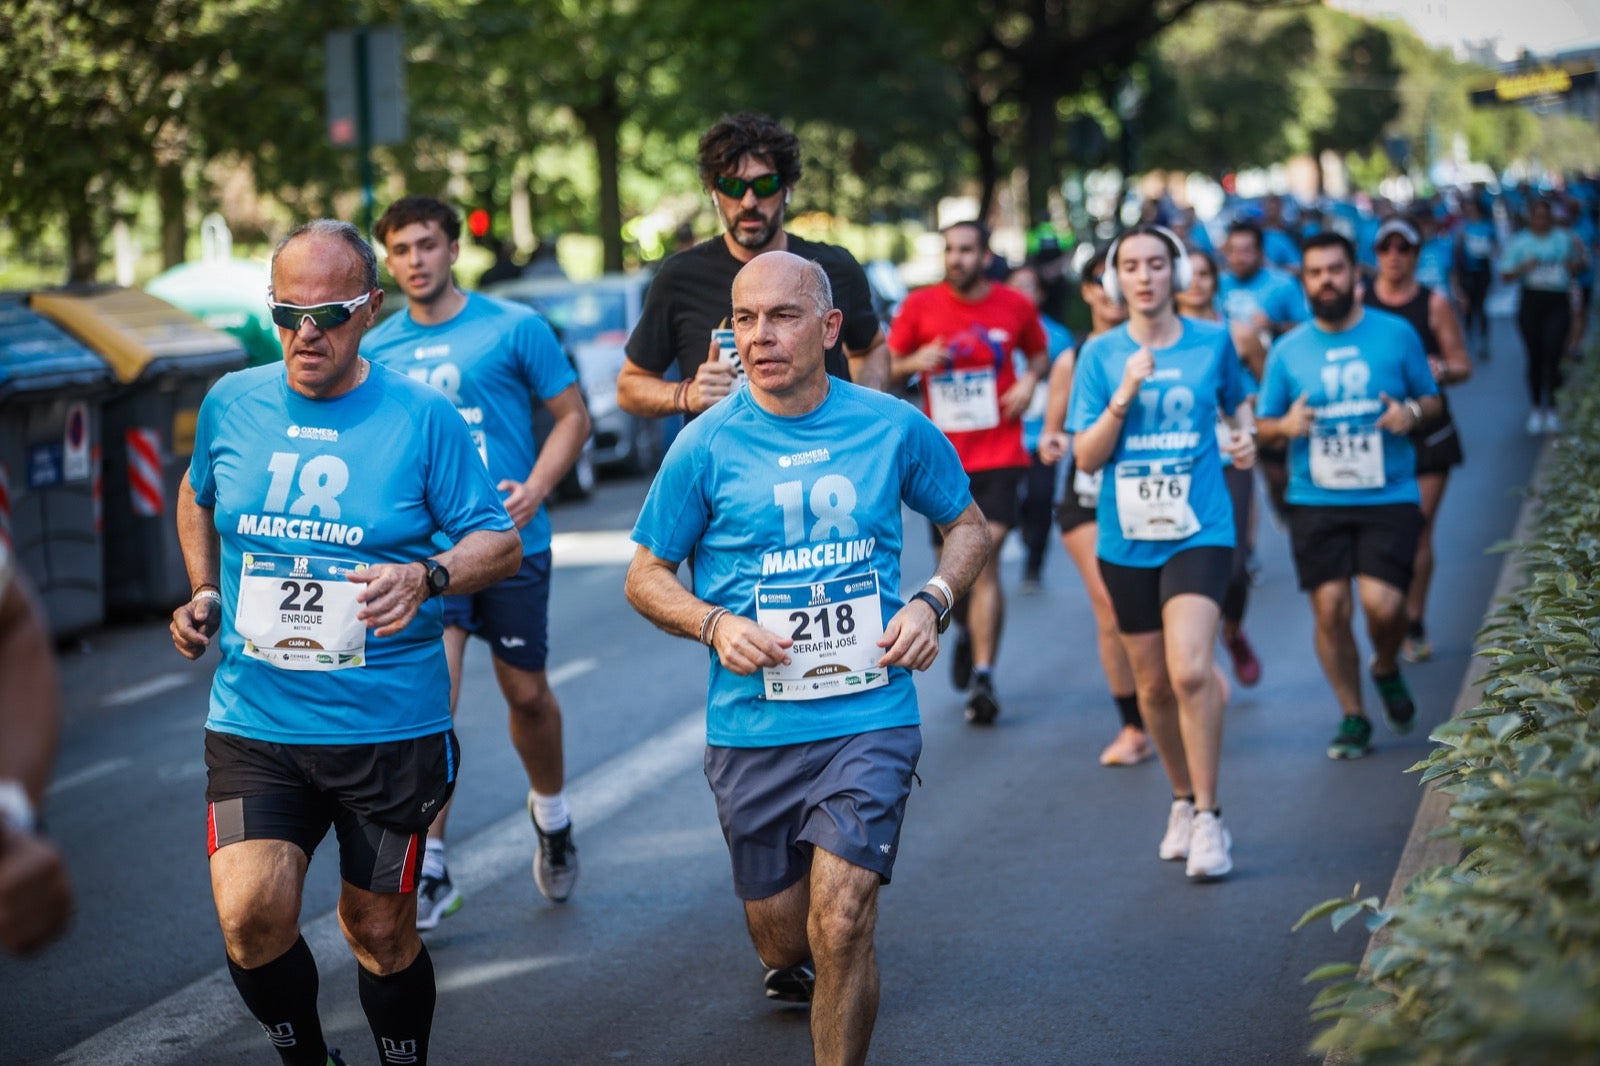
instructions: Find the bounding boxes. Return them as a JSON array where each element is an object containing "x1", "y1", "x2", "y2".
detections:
[{"x1": 524, "y1": 289, "x2": 630, "y2": 348}]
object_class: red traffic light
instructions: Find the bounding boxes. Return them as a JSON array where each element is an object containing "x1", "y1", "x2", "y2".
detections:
[{"x1": 467, "y1": 209, "x2": 491, "y2": 238}]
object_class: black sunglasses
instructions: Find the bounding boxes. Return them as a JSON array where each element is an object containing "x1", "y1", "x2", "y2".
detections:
[
  {"x1": 267, "y1": 290, "x2": 376, "y2": 331},
  {"x1": 714, "y1": 173, "x2": 784, "y2": 199}
]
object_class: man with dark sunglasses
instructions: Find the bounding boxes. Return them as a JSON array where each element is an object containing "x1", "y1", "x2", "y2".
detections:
[
  {"x1": 619, "y1": 112, "x2": 890, "y2": 419},
  {"x1": 364, "y1": 196, "x2": 592, "y2": 931},
  {"x1": 169, "y1": 219, "x2": 523, "y2": 1066}
]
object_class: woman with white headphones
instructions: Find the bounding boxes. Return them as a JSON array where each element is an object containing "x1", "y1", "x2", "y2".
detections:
[{"x1": 1067, "y1": 224, "x2": 1257, "y2": 881}]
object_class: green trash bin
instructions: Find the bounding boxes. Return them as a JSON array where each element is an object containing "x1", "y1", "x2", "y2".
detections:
[
  {"x1": 32, "y1": 287, "x2": 247, "y2": 615},
  {"x1": 146, "y1": 257, "x2": 280, "y2": 368},
  {"x1": 0, "y1": 295, "x2": 115, "y2": 637}
]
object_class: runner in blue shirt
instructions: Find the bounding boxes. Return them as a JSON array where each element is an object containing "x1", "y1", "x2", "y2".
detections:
[
  {"x1": 1453, "y1": 195, "x2": 1498, "y2": 359},
  {"x1": 1256, "y1": 232, "x2": 1441, "y2": 762},
  {"x1": 365, "y1": 196, "x2": 591, "y2": 930},
  {"x1": 1068, "y1": 225, "x2": 1256, "y2": 882},
  {"x1": 170, "y1": 220, "x2": 522, "y2": 1066},
  {"x1": 1008, "y1": 262, "x2": 1074, "y2": 592},
  {"x1": 626, "y1": 252, "x2": 988, "y2": 1059}
]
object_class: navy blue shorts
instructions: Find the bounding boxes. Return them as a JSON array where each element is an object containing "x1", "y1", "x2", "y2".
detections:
[
  {"x1": 441, "y1": 549, "x2": 551, "y2": 672},
  {"x1": 204, "y1": 728, "x2": 458, "y2": 894},
  {"x1": 704, "y1": 726, "x2": 922, "y2": 901}
]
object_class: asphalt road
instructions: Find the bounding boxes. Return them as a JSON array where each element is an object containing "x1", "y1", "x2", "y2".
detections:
[{"x1": 3, "y1": 309, "x2": 1545, "y2": 1065}]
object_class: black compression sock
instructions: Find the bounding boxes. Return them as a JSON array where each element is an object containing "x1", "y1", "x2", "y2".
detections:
[
  {"x1": 1407, "y1": 621, "x2": 1425, "y2": 639},
  {"x1": 1173, "y1": 793, "x2": 1196, "y2": 804},
  {"x1": 1114, "y1": 693, "x2": 1143, "y2": 730},
  {"x1": 226, "y1": 935, "x2": 329, "y2": 1066},
  {"x1": 359, "y1": 944, "x2": 436, "y2": 1066}
]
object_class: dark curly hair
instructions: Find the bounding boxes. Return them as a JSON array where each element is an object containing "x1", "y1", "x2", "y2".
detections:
[
  {"x1": 374, "y1": 195, "x2": 461, "y2": 246},
  {"x1": 697, "y1": 113, "x2": 802, "y2": 192}
]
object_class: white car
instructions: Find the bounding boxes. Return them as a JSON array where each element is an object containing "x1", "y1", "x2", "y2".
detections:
[{"x1": 486, "y1": 272, "x2": 666, "y2": 475}]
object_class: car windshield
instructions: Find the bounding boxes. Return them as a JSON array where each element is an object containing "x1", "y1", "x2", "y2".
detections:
[{"x1": 523, "y1": 288, "x2": 630, "y2": 348}]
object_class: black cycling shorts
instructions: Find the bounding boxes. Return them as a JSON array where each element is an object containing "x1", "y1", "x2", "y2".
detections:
[
  {"x1": 204, "y1": 728, "x2": 459, "y2": 893},
  {"x1": 1097, "y1": 546, "x2": 1233, "y2": 635},
  {"x1": 1287, "y1": 502, "x2": 1423, "y2": 593}
]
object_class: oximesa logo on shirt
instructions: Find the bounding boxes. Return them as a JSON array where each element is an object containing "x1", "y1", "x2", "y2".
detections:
[
  {"x1": 286, "y1": 425, "x2": 339, "y2": 442},
  {"x1": 778, "y1": 447, "x2": 830, "y2": 468}
]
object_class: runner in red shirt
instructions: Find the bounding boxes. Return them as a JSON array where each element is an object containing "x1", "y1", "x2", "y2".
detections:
[{"x1": 889, "y1": 221, "x2": 1049, "y2": 724}]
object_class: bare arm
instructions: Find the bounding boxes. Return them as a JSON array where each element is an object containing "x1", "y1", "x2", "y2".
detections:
[
  {"x1": 1035, "y1": 347, "x2": 1077, "y2": 464},
  {"x1": 0, "y1": 570, "x2": 74, "y2": 956},
  {"x1": 350, "y1": 527, "x2": 523, "y2": 639},
  {"x1": 171, "y1": 476, "x2": 222, "y2": 659},
  {"x1": 618, "y1": 349, "x2": 737, "y2": 419},
  {"x1": 503, "y1": 383, "x2": 590, "y2": 528},
  {"x1": 624, "y1": 545, "x2": 792, "y2": 676},
  {"x1": 1427, "y1": 292, "x2": 1472, "y2": 387},
  {"x1": 875, "y1": 502, "x2": 991, "y2": 672},
  {"x1": 846, "y1": 329, "x2": 892, "y2": 393},
  {"x1": 1072, "y1": 348, "x2": 1153, "y2": 474}
]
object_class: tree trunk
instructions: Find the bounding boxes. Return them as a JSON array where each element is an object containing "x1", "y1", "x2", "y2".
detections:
[
  {"x1": 965, "y1": 83, "x2": 1000, "y2": 222},
  {"x1": 158, "y1": 161, "x2": 187, "y2": 268},
  {"x1": 581, "y1": 77, "x2": 625, "y2": 275},
  {"x1": 1023, "y1": 76, "x2": 1058, "y2": 229},
  {"x1": 65, "y1": 194, "x2": 98, "y2": 284}
]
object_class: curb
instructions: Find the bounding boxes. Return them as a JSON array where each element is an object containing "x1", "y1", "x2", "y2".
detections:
[{"x1": 1322, "y1": 436, "x2": 1554, "y2": 1066}]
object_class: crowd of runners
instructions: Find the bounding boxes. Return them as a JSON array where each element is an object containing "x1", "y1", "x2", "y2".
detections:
[{"x1": 5, "y1": 106, "x2": 1593, "y2": 1066}]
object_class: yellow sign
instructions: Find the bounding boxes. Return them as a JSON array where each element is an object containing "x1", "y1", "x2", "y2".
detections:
[
  {"x1": 172, "y1": 408, "x2": 198, "y2": 457},
  {"x1": 1494, "y1": 69, "x2": 1572, "y2": 102}
]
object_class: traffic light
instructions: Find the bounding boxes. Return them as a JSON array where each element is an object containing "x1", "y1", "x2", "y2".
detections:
[{"x1": 467, "y1": 209, "x2": 491, "y2": 239}]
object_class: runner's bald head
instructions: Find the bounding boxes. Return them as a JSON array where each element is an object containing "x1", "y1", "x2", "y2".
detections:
[{"x1": 733, "y1": 251, "x2": 834, "y2": 317}]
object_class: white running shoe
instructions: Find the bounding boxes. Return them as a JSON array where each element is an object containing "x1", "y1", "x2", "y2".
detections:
[
  {"x1": 1526, "y1": 410, "x2": 1544, "y2": 436},
  {"x1": 1544, "y1": 409, "x2": 1562, "y2": 435},
  {"x1": 1158, "y1": 799, "x2": 1195, "y2": 861},
  {"x1": 1186, "y1": 811, "x2": 1233, "y2": 880}
]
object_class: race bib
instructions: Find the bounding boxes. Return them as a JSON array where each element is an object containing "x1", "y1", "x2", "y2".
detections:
[
  {"x1": 1465, "y1": 234, "x2": 1492, "y2": 259},
  {"x1": 1073, "y1": 467, "x2": 1102, "y2": 507},
  {"x1": 1115, "y1": 459, "x2": 1198, "y2": 541},
  {"x1": 1022, "y1": 378, "x2": 1049, "y2": 424},
  {"x1": 928, "y1": 368, "x2": 1000, "y2": 432},
  {"x1": 756, "y1": 572, "x2": 888, "y2": 701},
  {"x1": 1310, "y1": 423, "x2": 1385, "y2": 490},
  {"x1": 236, "y1": 553, "x2": 368, "y2": 671},
  {"x1": 1527, "y1": 260, "x2": 1565, "y2": 289},
  {"x1": 713, "y1": 327, "x2": 744, "y2": 378}
]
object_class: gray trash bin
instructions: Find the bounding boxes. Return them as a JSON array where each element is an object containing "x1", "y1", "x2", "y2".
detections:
[
  {"x1": 0, "y1": 296, "x2": 115, "y2": 637},
  {"x1": 32, "y1": 288, "x2": 247, "y2": 615}
]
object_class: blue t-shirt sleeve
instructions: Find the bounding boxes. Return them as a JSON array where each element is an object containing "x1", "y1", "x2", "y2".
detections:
[
  {"x1": 1271, "y1": 276, "x2": 1309, "y2": 323},
  {"x1": 631, "y1": 433, "x2": 711, "y2": 563},
  {"x1": 516, "y1": 313, "x2": 578, "y2": 401},
  {"x1": 422, "y1": 396, "x2": 516, "y2": 541},
  {"x1": 1218, "y1": 334, "x2": 1249, "y2": 413},
  {"x1": 1066, "y1": 344, "x2": 1110, "y2": 433},
  {"x1": 900, "y1": 413, "x2": 972, "y2": 524},
  {"x1": 188, "y1": 378, "x2": 231, "y2": 507},
  {"x1": 1256, "y1": 347, "x2": 1291, "y2": 418}
]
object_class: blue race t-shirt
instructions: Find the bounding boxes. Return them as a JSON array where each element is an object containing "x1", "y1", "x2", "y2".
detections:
[
  {"x1": 190, "y1": 362, "x2": 515, "y2": 744},
  {"x1": 1219, "y1": 267, "x2": 1306, "y2": 330},
  {"x1": 363, "y1": 292, "x2": 576, "y2": 556},
  {"x1": 1417, "y1": 236, "x2": 1455, "y2": 291},
  {"x1": 1066, "y1": 319, "x2": 1250, "y2": 567},
  {"x1": 632, "y1": 381, "x2": 972, "y2": 748},
  {"x1": 1257, "y1": 308, "x2": 1438, "y2": 507}
]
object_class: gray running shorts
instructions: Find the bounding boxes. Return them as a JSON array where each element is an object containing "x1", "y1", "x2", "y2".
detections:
[{"x1": 703, "y1": 726, "x2": 922, "y2": 901}]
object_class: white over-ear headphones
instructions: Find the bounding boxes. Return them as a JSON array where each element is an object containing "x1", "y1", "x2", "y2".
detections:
[{"x1": 1102, "y1": 225, "x2": 1192, "y2": 305}]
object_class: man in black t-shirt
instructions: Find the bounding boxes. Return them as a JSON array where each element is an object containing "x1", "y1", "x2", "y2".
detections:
[{"x1": 619, "y1": 113, "x2": 890, "y2": 418}]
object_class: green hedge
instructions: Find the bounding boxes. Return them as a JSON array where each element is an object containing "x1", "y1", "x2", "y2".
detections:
[{"x1": 1296, "y1": 369, "x2": 1600, "y2": 1065}]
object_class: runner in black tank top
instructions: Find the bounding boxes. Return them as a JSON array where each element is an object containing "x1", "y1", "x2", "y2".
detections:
[{"x1": 1367, "y1": 218, "x2": 1473, "y2": 663}]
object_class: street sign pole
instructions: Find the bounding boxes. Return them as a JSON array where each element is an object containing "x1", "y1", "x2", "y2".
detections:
[
  {"x1": 326, "y1": 27, "x2": 406, "y2": 238},
  {"x1": 355, "y1": 31, "x2": 374, "y2": 236}
]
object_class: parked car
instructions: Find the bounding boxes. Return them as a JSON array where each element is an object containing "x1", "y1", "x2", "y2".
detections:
[{"x1": 486, "y1": 272, "x2": 666, "y2": 475}]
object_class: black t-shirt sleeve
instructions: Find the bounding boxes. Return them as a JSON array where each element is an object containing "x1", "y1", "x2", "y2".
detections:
[
  {"x1": 625, "y1": 242, "x2": 738, "y2": 381},
  {"x1": 626, "y1": 254, "x2": 685, "y2": 375},
  {"x1": 822, "y1": 247, "x2": 881, "y2": 353}
]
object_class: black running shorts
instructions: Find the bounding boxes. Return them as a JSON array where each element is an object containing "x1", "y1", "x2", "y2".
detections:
[
  {"x1": 204, "y1": 728, "x2": 459, "y2": 893},
  {"x1": 703, "y1": 726, "x2": 921, "y2": 901},
  {"x1": 1286, "y1": 502, "x2": 1424, "y2": 593},
  {"x1": 1097, "y1": 546, "x2": 1233, "y2": 635}
]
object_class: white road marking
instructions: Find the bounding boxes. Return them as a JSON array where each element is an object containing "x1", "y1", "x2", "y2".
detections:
[
  {"x1": 550, "y1": 530, "x2": 638, "y2": 567},
  {"x1": 53, "y1": 710, "x2": 706, "y2": 1065},
  {"x1": 47, "y1": 758, "x2": 132, "y2": 796},
  {"x1": 100, "y1": 673, "x2": 192, "y2": 709},
  {"x1": 547, "y1": 657, "x2": 598, "y2": 687}
]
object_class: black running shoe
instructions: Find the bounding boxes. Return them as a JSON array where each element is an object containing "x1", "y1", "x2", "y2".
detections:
[
  {"x1": 764, "y1": 960, "x2": 815, "y2": 1005},
  {"x1": 950, "y1": 629, "x2": 973, "y2": 691},
  {"x1": 964, "y1": 673, "x2": 1000, "y2": 725},
  {"x1": 1371, "y1": 664, "x2": 1417, "y2": 735}
]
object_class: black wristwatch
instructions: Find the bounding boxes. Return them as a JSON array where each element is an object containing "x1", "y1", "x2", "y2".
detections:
[
  {"x1": 910, "y1": 590, "x2": 951, "y2": 634},
  {"x1": 420, "y1": 558, "x2": 451, "y2": 598}
]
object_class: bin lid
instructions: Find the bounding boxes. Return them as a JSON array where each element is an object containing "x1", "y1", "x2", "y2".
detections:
[
  {"x1": 146, "y1": 260, "x2": 281, "y2": 369},
  {"x1": 0, "y1": 296, "x2": 115, "y2": 399},
  {"x1": 31, "y1": 288, "x2": 248, "y2": 385}
]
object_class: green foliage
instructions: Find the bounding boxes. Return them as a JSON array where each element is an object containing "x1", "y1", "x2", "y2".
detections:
[{"x1": 1298, "y1": 371, "x2": 1600, "y2": 1064}]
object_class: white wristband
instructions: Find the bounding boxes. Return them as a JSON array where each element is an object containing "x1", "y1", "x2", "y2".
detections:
[
  {"x1": 0, "y1": 780, "x2": 37, "y2": 834},
  {"x1": 193, "y1": 589, "x2": 222, "y2": 605},
  {"x1": 925, "y1": 575, "x2": 955, "y2": 610}
]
